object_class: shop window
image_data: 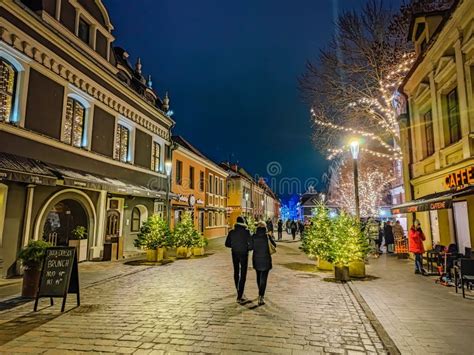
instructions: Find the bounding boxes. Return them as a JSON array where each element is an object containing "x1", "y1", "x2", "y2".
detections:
[
  {"x1": 189, "y1": 166, "x2": 195, "y2": 189},
  {"x1": 131, "y1": 207, "x2": 141, "y2": 232},
  {"x1": 199, "y1": 171, "x2": 204, "y2": 191},
  {"x1": 0, "y1": 59, "x2": 17, "y2": 122},
  {"x1": 151, "y1": 141, "x2": 161, "y2": 172},
  {"x1": 78, "y1": 17, "x2": 90, "y2": 45},
  {"x1": 447, "y1": 88, "x2": 461, "y2": 144},
  {"x1": 176, "y1": 160, "x2": 183, "y2": 185},
  {"x1": 63, "y1": 97, "x2": 86, "y2": 147},
  {"x1": 115, "y1": 124, "x2": 130, "y2": 162},
  {"x1": 423, "y1": 110, "x2": 434, "y2": 157}
]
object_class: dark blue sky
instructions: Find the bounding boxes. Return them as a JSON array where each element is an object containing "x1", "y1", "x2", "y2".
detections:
[{"x1": 105, "y1": 0, "x2": 385, "y2": 195}]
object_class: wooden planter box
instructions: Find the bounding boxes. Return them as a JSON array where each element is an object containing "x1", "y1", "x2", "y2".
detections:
[
  {"x1": 156, "y1": 247, "x2": 165, "y2": 262},
  {"x1": 146, "y1": 249, "x2": 157, "y2": 262},
  {"x1": 193, "y1": 247, "x2": 205, "y2": 256},
  {"x1": 176, "y1": 247, "x2": 191, "y2": 259},
  {"x1": 317, "y1": 258, "x2": 334, "y2": 271},
  {"x1": 349, "y1": 261, "x2": 366, "y2": 278},
  {"x1": 334, "y1": 265, "x2": 350, "y2": 282},
  {"x1": 165, "y1": 247, "x2": 176, "y2": 259},
  {"x1": 68, "y1": 239, "x2": 88, "y2": 262}
]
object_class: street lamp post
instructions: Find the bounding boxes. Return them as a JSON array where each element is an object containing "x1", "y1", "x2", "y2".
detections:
[
  {"x1": 244, "y1": 191, "x2": 249, "y2": 217},
  {"x1": 350, "y1": 140, "x2": 360, "y2": 220},
  {"x1": 261, "y1": 199, "x2": 264, "y2": 220},
  {"x1": 165, "y1": 160, "x2": 172, "y2": 226}
]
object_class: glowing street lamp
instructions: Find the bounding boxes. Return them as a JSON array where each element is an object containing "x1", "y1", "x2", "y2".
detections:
[
  {"x1": 165, "y1": 160, "x2": 172, "y2": 225},
  {"x1": 244, "y1": 191, "x2": 249, "y2": 217},
  {"x1": 350, "y1": 139, "x2": 361, "y2": 220}
]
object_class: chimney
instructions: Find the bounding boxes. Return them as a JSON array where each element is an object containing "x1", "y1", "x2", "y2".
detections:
[{"x1": 231, "y1": 164, "x2": 238, "y2": 172}]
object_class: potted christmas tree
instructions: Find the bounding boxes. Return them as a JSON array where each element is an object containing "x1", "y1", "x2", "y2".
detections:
[
  {"x1": 301, "y1": 204, "x2": 334, "y2": 271},
  {"x1": 134, "y1": 215, "x2": 169, "y2": 262},
  {"x1": 191, "y1": 233, "x2": 208, "y2": 256},
  {"x1": 173, "y1": 212, "x2": 195, "y2": 259},
  {"x1": 18, "y1": 240, "x2": 52, "y2": 298},
  {"x1": 68, "y1": 226, "x2": 88, "y2": 262},
  {"x1": 246, "y1": 215, "x2": 257, "y2": 234}
]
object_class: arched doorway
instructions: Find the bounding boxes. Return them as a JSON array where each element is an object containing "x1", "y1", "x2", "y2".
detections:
[{"x1": 43, "y1": 199, "x2": 88, "y2": 246}]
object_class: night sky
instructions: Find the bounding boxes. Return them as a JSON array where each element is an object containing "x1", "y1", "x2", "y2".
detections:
[{"x1": 105, "y1": 0, "x2": 397, "y2": 196}]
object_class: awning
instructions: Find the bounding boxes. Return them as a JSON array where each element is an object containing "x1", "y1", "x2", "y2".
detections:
[
  {"x1": 0, "y1": 152, "x2": 57, "y2": 186},
  {"x1": 50, "y1": 165, "x2": 171, "y2": 199},
  {"x1": 391, "y1": 186, "x2": 474, "y2": 214}
]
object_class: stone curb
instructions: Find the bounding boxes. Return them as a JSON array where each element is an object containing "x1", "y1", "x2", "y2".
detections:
[{"x1": 347, "y1": 281, "x2": 401, "y2": 355}]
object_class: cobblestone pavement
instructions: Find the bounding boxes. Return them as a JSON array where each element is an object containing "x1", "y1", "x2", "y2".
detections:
[
  {"x1": 0, "y1": 234, "x2": 387, "y2": 354},
  {"x1": 351, "y1": 255, "x2": 474, "y2": 355}
]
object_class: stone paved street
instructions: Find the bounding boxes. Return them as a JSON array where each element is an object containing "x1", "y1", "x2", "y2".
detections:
[{"x1": 0, "y1": 234, "x2": 387, "y2": 354}]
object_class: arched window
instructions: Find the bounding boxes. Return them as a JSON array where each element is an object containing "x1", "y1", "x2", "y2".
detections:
[
  {"x1": 64, "y1": 97, "x2": 86, "y2": 147},
  {"x1": 0, "y1": 59, "x2": 17, "y2": 122},
  {"x1": 131, "y1": 207, "x2": 141, "y2": 232}
]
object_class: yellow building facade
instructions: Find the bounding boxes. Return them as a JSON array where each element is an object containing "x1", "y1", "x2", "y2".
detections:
[{"x1": 395, "y1": 1, "x2": 474, "y2": 254}]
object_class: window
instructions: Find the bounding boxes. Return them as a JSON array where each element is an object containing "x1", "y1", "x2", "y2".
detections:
[
  {"x1": 189, "y1": 166, "x2": 195, "y2": 189},
  {"x1": 78, "y1": 18, "x2": 90, "y2": 45},
  {"x1": 209, "y1": 174, "x2": 213, "y2": 193},
  {"x1": 215, "y1": 177, "x2": 218, "y2": 195},
  {"x1": 115, "y1": 124, "x2": 130, "y2": 162},
  {"x1": 176, "y1": 160, "x2": 183, "y2": 185},
  {"x1": 199, "y1": 171, "x2": 204, "y2": 191},
  {"x1": 208, "y1": 212, "x2": 214, "y2": 227},
  {"x1": 152, "y1": 142, "x2": 161, "y2": 172},
  {"x1": 423, "y1": 110, "x2": 434, "y2": 157},
  {"x1": 0, "y1": 59, "x2": 16, "y2": 122},
  {"x1": 447, "y1": 88, "x2": 461, "y2": 144},
  {"x1": 220, "y1": 179, "x2": 224, "y2": 196},
  {"x1": 131, "y1": 207, "x2": 141, "y2": 232},
  {"x1": 63, "y1": 97, "x2": 85, "y2": 147}
]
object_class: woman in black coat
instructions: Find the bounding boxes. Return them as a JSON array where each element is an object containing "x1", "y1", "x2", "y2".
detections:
[{"x1": 251, "y1": 222, "x2": 276, "y2": 306}]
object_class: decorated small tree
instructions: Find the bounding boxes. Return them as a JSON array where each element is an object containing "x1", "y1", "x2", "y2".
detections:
[
  {"x1": 173, "y1": 211, "x2": 198, "y2": 249},
  {"x1": 134, "y1": 215, "x2": 169, "y2": 249},
  {"x1": 246, "y1": 215, "x2": 257, "y2": 234},
  {"x1": 301, "y1": 203, "x2": 334, "y2": 264}
]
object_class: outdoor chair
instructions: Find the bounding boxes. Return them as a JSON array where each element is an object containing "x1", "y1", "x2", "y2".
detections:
[
  {"x1": 426, "y1": 244, "x2": 445, "y2": 274},
  {"x1": 454, "y1": 258, "x2": 474, "y2": 298}
]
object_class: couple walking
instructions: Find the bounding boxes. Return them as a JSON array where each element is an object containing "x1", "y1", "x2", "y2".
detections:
[{"x1": 225, "y1": 216, "x2": 276, "y2": 306}]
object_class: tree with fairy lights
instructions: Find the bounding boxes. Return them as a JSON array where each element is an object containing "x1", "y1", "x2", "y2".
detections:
[
  {"x1": 328, "y1": 156, "x2": 394, "y2": 217},
  {"x1": 300, "y1": 1, "x2": 455, "y2": 162},
  {"x1": 301, "y1": 203, "x2": 333, "y2": 262}
]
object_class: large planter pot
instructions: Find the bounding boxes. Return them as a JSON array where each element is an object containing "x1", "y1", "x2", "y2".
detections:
[
  {"x1": 146, "y1": 249, "x2": 158, "y2": 262},
  {"x1": 22, "y1": 267, "x2": 41, "y2": 298},
  {"x1": 165, "y1": 247, "x2": 176, "y2": 259},
  {"x1": 334, "y1": 265, "x2": 350, "y2": 282},
  {"x1": 317, "y1": 258, "x2": 334, "y2": 271},
  {"x1": 193, "y1": 247, "x2": 205, "y2": 256},
  {"x1": 68, "y1": 239, "x2": 88, "y2": 262},
  {"x1": 176, "y1": 247, "x2": 191, "y2": 259},
  {"x1": 156, "y1": 247, "x2": 165, "y2": 262},
  {"x1": 349, "y1": 261, "x2": 366, "y2": 278}
]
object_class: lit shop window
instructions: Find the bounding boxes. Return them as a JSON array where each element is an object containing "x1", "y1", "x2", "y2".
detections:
[
  {"x1": 115, "y1": 124, "x2": 130, "y2": 162},
  {"x1": 0, "y1": 59, "x2": 16, "y2": 122},
  {"x1": 63, "y1": 97, "x2": 85, "y2": 147},
  {"x1": 151, "y1": 142, "x2": 161, "y2": 172}
]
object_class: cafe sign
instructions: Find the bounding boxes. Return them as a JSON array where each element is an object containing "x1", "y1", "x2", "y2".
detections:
[
  {"x1": 445, "y1": 166, "x2": 474, "y2": 190},
  {"x1": 392, "y1": 199, "x2": 452, "y2": 214}
]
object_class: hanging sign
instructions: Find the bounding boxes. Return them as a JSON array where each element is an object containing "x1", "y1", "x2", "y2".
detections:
[
  {"x1": 445, "y1": 166, "x2": 474, "y2": 190},
  {"x1": 34, "y1": 247, "x2": 80, "y2": 312}
]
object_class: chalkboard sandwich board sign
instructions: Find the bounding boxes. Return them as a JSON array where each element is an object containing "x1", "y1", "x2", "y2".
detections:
[{"x1": 34, "y1": 246, "x2": 80, "y2": 312}]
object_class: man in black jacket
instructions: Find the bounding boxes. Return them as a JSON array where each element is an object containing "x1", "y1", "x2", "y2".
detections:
[{"x1": 225, "y1": 216, "x2": 252, "y2": 303}]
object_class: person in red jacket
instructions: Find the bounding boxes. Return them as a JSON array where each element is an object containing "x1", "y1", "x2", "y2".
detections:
[{"x1": 409, "y1": 219, "x2": 426, "y2": 275}]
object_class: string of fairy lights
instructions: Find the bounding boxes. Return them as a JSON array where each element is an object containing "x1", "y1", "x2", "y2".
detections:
[{"x1": 311, "y1": 52, "x2": 416, "y2": 163}]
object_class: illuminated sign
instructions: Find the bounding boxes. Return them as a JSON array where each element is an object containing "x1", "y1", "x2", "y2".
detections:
[
  {"x1": 391, "y1": 199, "x2": 452, "y2": 214},
  {"x1": 445, "y1": 166, "x2": 474, "y2": 189}
]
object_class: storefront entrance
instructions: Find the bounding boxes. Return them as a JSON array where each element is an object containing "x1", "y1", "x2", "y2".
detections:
[
  {"x1": 43, "y1": 199, "x2": 88, "y2": 246},
  {"x1": 453, "y1": 201, "x2": 471, "y2": 255}
]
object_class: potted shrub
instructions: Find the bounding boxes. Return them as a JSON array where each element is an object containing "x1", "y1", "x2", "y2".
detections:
[
  {"x1": 191, "y1": 233, "x2": 208, "y2": 256},
  {"x1": 18, "y1": 240, "x2": 52, "y2": 298},
  {"x1": 134, "y1": 215, "x2": 169, "y2": 262},
  {"x1": 301, "y1": 204, "x2": 334, "y2": 271},
  {"x1": 68, "y1": 226, "x2": 88, "y2": 262},
  {"x1": 173, "y1": 212, "x2": 195, "y2": 259}
]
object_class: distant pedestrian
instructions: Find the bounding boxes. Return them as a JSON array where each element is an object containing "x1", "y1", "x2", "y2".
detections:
[
  {"x1": 365, "y1": 218, "x2": 380, "y2": 256},
  {"x1": 266, "y1": 218, "x2": 274, "y2": 237},
  {"x1": 384, "y1": 221, "x2": 394, "y2": 254},
  {"x1": 392, "y1": 220, "x2": 405, "y2": 241},
  {"x1": 298, "y1": 220, "x2": 305, "y2": 238},
  {"x1": 250, "y1": 221, "x2": 276, "y2": 306},
  {"x1": 225, "y1": 216, "x2": 252, "y2": 304},
  {"x1": 286, "y1": 219, "x2": 291, "y2": 234},
  {"x1": 277, "y1": 219, "x2": 283, "y2": 241},
  {"x1": 408, "y1": 220, "x2": 426, "y2": 275},
  {"x1": 290, "y1": 220, "x2": 297, "y2": 240}
]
